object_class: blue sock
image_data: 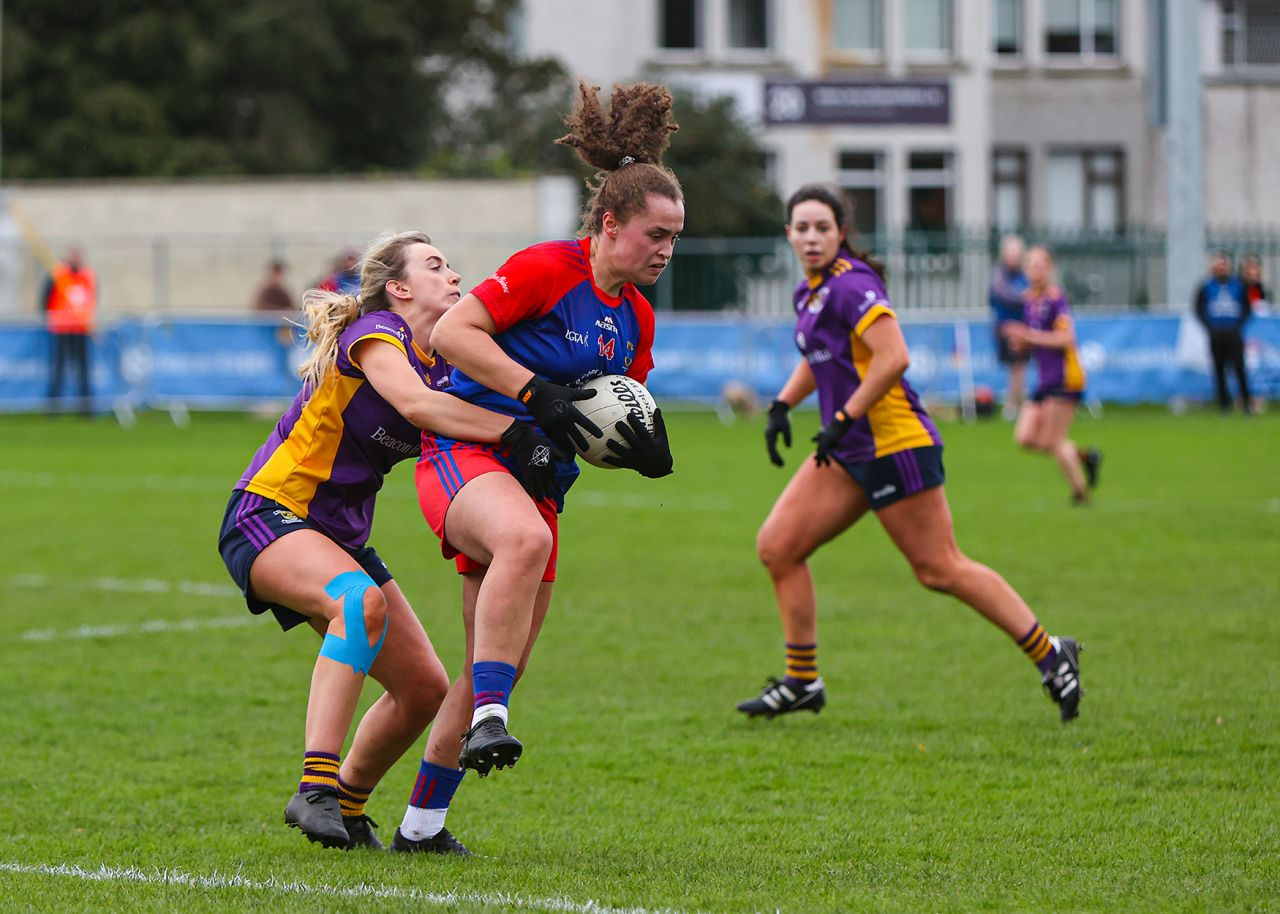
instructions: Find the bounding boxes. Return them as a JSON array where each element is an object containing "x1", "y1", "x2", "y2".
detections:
[
  {"x1": 401, "y1": 761, "x2": 465, "y2": 840},
  {"x1": 472, "y1": 660, "x2": 516, "y2": 725}
]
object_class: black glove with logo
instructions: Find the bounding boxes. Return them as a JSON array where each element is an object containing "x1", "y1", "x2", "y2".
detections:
[
  {"x1": 764, "y1": 399, "x2": 792, "y2": 467},
  {"x1": 812, "y1": 411, "x2": 854, "y2": 467},
  {"x1": 517, "y1": 375, "x2": 601, "y2": 452},
  {"x1": 602, "y1": 409, "x2": 674, "y2": 478},
  {"x1": 501, "y1": 419, "x2": 562, "y2": 501}
]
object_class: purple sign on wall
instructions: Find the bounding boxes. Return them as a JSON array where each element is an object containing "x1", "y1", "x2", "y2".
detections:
[{"x1": 764, "y1": 80, "x2": 950, "y2": 126}]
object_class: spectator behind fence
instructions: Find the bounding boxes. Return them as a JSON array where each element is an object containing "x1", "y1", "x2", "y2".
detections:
[
  {"x1": 42, "y1": 246, "x2": 96, "y2": 416},
  {"x1": 318, "y1": 246, "x2": 361, "y2": 296},
  {"x1": 1241, "y1": 254, "x2": 1269, "y2": 317},
  {"x1": 252, "y1": 260, "x2": 296, "y2": 313},
  {"x1": 1193, "y1": 251, "x2": 1253, "y2": 414},
  {"x1": 989, "y1": 234, "x2": 1029, "y2": 419}
]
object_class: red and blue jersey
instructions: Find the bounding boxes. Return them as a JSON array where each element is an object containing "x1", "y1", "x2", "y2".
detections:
[
  {"x1": 428, "y1": 238, "x2": 656, "y2": 508},
  {"x1": 449, "y1": 238, "x2": 655, "y2": 414}
]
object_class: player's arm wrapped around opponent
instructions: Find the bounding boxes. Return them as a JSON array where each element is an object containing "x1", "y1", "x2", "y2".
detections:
[
  {"x1": 601, "y1": 409, "x2": 673, "y2": 478},
  {"x1": 353, "y1": 336, "x2": 559, "y2": 500},
  {"x1": 516, "y1": 375, "x2": 603, "y2": 453}
]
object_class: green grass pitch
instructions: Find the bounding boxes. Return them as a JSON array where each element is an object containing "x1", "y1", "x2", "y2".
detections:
[{"x1": 1, "y1": 407, "x2": 1277, "y2": 913}]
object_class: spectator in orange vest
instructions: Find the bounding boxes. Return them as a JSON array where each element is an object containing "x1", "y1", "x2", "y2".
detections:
[{"x1": 42, "y1": 246, "x2": 97, "y2": 415}]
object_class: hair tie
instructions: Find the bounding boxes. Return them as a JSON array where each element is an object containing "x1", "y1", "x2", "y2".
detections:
[{"x1": 618, "y1": 155, "x2": 636, "y2": 167}]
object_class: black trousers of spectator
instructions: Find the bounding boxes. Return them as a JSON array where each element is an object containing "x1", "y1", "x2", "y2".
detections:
[
  {"x1": 48, "y1": 332, "x2": 91, "y2": 414},
  {"x1": 1208, "y1": 330, "x2": 1251, "y2": 412}
]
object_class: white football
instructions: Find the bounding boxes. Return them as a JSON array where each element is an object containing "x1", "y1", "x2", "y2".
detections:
[{"x1": 574, "y1": 374, "x2": 658, "y2": 469}]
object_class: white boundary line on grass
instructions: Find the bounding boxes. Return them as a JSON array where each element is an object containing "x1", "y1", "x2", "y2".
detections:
[
  {"x1": 0, "y1": 862, "x2": 702, "y2": 914},
  {"x1": 20, "y1": 614, "x2": 253, "y2": 642},
  {"x1": 7, "y1": 573, "x2": 240, "y2": 598}
]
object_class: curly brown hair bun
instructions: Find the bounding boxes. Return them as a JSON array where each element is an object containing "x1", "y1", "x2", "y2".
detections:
[{"x1": 556, "y1": 81, "x2": 684, "y2": 236}]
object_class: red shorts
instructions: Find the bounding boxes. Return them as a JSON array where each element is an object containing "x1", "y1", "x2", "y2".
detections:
[{"x1": 415, "y1": 437, "x2": 558, "y2": 582}]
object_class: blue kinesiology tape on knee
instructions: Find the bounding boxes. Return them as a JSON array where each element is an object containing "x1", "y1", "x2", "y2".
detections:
[{"x1": 318, "y1": 571, "x2": 388, "y2": 675}]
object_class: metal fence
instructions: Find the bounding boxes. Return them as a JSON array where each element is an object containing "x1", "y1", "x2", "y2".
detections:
[{"x1": 649, "y1": 227, "x2": 1280, "y2": 317}]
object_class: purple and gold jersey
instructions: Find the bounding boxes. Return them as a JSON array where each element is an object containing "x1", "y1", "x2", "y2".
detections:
[
  {"x1": 1023, "y1": 288, "x2": 1085, "y2": 394},
  {"x1": 237, "y1": 310, "x2": 446, "y2": 550},
  {"x1": 793, "y1": 254, "x2": 941, "y2": 464}
]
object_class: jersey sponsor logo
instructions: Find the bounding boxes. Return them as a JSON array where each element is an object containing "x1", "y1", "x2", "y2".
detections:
[
  {"x1": 872, "y1": 484, "x2": 897, "y2": 500},
  {"x1": 273, "y1": 509, "x2": 303, "y2": 525},
  {"x1": 373, "y1": 323, "x2": 406, "y2": 339},
  {"x1": 598, "y1": 335, "x2": 616, "y2": 359},
  {"x1": 806, "y1": 348, "x2": 833, "y2": 365},
  {"x1": 491, "y1": 273, "x2": 510, "y2": 294},
  {"x1": 371, "y1": 425, "x2": 419, "y2": 456},
  {"x1": 595, "y1": 314, "x2": 618, "y2": 334},
  {"x1": 565, "y1": 329, "x2": 589, "y2": 346}
]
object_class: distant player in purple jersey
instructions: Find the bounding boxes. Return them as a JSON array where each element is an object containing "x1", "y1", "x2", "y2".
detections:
[
  {"x1": 217, "y1": 231, "x2": 556, "y2": 853},
  {"x1": 1005, "y1": 246, "x2": 1102, "y2": 505},
  {"x1": 397, "y1": 82, "x2": 678, "y2": 815},
  {"x1": 737, "y1": 185, "x2": 1083, "y2": 723}
]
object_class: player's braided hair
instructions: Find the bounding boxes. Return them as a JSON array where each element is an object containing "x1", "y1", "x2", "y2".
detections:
[
  {"x1": 556, "y1": 81, "x2": 683, "y2": 236},
  {"x1": 786, "y1": 183, "x2": 886, "y2": 280},
  {"x1": 297, "y1": 231, "x2": 432, "y2": 394}
]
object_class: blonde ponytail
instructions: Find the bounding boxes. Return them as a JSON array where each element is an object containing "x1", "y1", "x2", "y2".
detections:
[
  {"x1": 297, "y1": 289, "x2": 362, "y2": 393},
  {"x1": 293, "y1": 230, "x2": 434, "y2": 393}
]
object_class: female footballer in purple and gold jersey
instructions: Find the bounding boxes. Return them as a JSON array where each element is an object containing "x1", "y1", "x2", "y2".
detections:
[
  {"x1": 404, "y1": 82, "x2": 677, "y2": 792},
  {"x1": 737, "y1": 185, "x2": 1083, "y2": 724},
  {"x1": 1005, "y1": 246, "x2": 1102, "y2": 505},
  {"x1": 217, "y1": 231, "x2": 556, "y2": 854}
]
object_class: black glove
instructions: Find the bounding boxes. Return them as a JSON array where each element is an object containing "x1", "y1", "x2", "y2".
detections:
[
  {"x1": 812, "y1": 411, "x2": 854, "y2": 467},
  {"x1": 501, "y1": 419, "x2": 562, "y2": 501},
  {"x1": 517, "y1": 375, "x2": 601, "y2": 452},
  {"x1": 602, "y1": 409, "x2": 673, "y2": 478},
  {"x1": 764, "y1": 399, "x2": 792, "y2": 467}
]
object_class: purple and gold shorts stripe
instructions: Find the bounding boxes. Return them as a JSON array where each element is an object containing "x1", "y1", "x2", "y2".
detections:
[
  {"x1": 893, "y1": 449, "x2": 925, "y2": 494},
  {"x1": 1018, "y1": 623, "x2": 1054, "y2": 663},
  {"x1": 235, "y1": 491, "x2": 277, "y2": 551}
]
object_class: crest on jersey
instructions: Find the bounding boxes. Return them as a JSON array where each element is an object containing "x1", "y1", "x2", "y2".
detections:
[{"x1": 803, "y1": 287, "x2": 830, "y2": 314}]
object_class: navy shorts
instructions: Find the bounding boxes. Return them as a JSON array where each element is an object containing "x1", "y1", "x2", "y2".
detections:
[
  {"x1": 1032, "y1": 387, "x2": 1083, "y2": 403},
  {"x1": 217, "y1": 489, "x2": 393, "y2": 632},
  {"x1": 837, "y1": 445, "x2": 946, "y2": 511}
]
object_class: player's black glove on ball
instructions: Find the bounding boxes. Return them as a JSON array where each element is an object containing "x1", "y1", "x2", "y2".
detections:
[
  {"x1": 812, "y1": 411, "x2": 854, "y2": 467},
  {"x1": 603, "y1": 409, "x2": 673, "y2": 479},
  {"x1": 517, "y1": 375, "x2": 601, "y2": 452},
  {"x1": 764, "y1": 399, "x2": 792, "y2": 467},
  {"x1": 501, "y1": 419, "x2": 562, "y2": 501}
]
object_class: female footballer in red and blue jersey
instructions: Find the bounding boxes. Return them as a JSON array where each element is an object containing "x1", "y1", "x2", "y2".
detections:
[
  {"x1": 217, "y1": 232, "x2": 555, "y2": 855},
  {"x1": 406, "y1": 81, "x2": 679, "y2": 785},
  {"x1": 738, "y1": 185, "x2": 1084, "y2": 724},
  {"x1": 1005, "y1": 246, "x2": 1101, "y2": 505}
]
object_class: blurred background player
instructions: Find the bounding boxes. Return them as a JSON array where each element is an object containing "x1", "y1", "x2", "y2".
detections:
[
  {"x1": 1005, "y1": 246, "x2": 1102, "y2": 505},
  {"x1": 401, "y1": 82, "x2": 678, "y2": 827},
  {"x1": 318, "y1": 246, "x2": 362, "y2": 296},
  {"x1": 1193, "y1": 250, "x2": 1254, "y2": 413},
  {"x1": 740, "y1": 184, "x2": 1082, "y2": 724},
  {"x1": 42, "y1": 245, "x2": 96, "y2": 416},
  {"x1": 1241, "y1": 254, "x2": 1268, "y2": 317},
  {"x1": 989, "y1": 234, "x2": 1030, "y2": 419},
  {"x1": 217, "y1": 231, "x2": 556, "y2": 852}
]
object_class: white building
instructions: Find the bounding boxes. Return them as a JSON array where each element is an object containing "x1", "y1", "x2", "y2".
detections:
[{"x1": 516, "y1": 0, "x2": 1280, "y2": 235}]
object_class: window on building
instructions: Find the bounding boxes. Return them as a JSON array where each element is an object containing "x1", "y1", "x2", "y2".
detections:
[
  {"x1": 659, "y1": 0, "x2": 701, "y2": 50},
  {"x1": 905, "y1": 0, "x2": 953, "y2": 56},
  {"x1": 1045, "y1": 0, "x2": 1118, "y2": 58},
  {"x1": 1222, "y1": 0, "x2": 1280, "y2": 68},
  {"x1": 837, "y1": 151, "x2": 885, "y2": 238},
  {"x1": 992, "y1": 149, "x2": 1028, "y2": 230},
  {"x1": 907, "y1": 151, "x2": 953, "y2": 236},
  {"x1": 833, "y1": 0, "x2": 883, "y2": 54},
  {"x1": 728, "y1": 0, "x2": 770, "y2": 49},
  {"x1": 994, "y1": 0, "x2": 1022, "y2": 56},
  {"x1": 1046, "y1": 150, "x2": 1123, "y2": 232}
]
